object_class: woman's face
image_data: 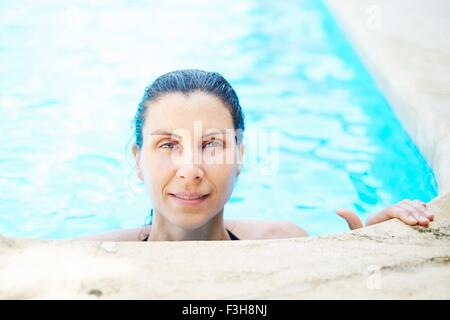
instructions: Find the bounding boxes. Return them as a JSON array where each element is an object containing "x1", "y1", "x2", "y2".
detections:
[{"x1": 133, "y1": 91, "x2": 244, "y2": 229}]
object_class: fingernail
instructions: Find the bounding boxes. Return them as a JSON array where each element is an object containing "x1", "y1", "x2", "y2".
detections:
[
  {"x1": 425, "y1": 211, "x2": 434, "y2": 221},
  {"x1": 424, "y1": 211, "x2": 434, "y2": 218},
  {"x1": 407, "y1": 216, "x2": 417, "y2": 224},
  {"x1": 419, "y1": 216, "x2": 429, "y2": 224}
]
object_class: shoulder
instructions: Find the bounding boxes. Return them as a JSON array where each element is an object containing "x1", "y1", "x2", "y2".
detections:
[
  {"x1": 225, "y1": 219, "x2": 308, "y2": 240},
  {"x1": 73, "y1": 225, "x2": 150, "y2": 241},
  {"x1": 73, "y1": 220, "x2": 308, "y2": 241}
]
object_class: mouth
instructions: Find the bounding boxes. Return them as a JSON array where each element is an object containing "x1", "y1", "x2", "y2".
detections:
[{"x1": 168, "y1": 192, "x2": 210, "y2": 206}]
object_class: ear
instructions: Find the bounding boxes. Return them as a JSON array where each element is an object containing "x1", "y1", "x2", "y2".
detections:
[
  {"x1": 237, "y1": 143, "x2": 245, "y2": 176},
  {"x1": 132, "y1": 144, "x2": 144, "y2": 181}
]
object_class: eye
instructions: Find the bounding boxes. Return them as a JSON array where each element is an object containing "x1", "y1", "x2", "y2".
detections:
[
  {"x1": 203, "y1": 139, "x2": 223, "y2": 149},
  {"x1": 159, "y1": 141, "x2": 177, "y2": 149}
]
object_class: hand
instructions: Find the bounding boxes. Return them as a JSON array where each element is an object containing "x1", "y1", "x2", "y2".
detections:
[{"x1": 336, "y1": 199, "x2": 434, "y2": 230}]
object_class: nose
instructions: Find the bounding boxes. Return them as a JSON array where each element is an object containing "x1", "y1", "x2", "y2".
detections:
[
  {"x1": 175, "y1": 148, "x2": 204, "y2": 181},
  {"x1": 176, "y1": 164, "x2": 204, "y2": 181}
]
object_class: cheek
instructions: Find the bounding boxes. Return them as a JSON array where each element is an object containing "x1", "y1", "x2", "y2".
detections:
[
  {"x1": 140, "y1": 152, "x2": 175, "y2": 194},
  {"x1": 208, "y1": 164, "x2": 238, "y2": 199}
]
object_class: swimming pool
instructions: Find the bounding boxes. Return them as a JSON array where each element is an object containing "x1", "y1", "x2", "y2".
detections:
[{"x1": 0, "y1": 0, "x2": 437, "y2": 239}]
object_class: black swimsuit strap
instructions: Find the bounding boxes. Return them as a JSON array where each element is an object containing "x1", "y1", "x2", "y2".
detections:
[
  {"x1": 227, "y1": 229, "x2": 240, "y2": 240},
  {"x1": 142, "y1": 228, "x2": 239, "y2": 241}
]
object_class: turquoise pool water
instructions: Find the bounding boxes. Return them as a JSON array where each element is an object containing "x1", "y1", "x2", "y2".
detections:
[{"x1": 0, "y1": 0, "x2": 437, "y2": 239}]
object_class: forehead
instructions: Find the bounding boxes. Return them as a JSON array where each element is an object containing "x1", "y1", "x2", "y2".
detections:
[{"x1": 144, "y1": 91, "x2": 234, "y2": 133}]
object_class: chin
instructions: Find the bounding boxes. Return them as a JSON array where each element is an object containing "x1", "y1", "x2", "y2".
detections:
[{"x1": 167, "y1": 208, "x2": 216, "y2": 230}]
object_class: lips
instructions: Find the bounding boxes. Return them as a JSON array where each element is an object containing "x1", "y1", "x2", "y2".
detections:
[
  {"x1": 170, "y1": 192, "x2": 209, "y2": 200},
  {"x1": 168, "y1": 192, "x2": 210, "y2": 206}
]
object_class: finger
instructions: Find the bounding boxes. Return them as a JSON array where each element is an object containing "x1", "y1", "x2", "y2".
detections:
[
  {"x1": 398, "y1": 203, "x2": 429, "y2": 226},
  {"x1": 410, "y1": 200, "x2": 433, "y2": 222},
  {"x1": 336, "y1": 208, "x2": 364, "y2": 230},
  {"x1": 400, "y1": 201, "x2": 430, "y2": 226},
  {"x1": 410, "y1": 199, "x2": 427, "y2": 208},
  {"x1": 385, "y1": 206, "x2": 418, "y2": 225},
  {"x1": 417, "y1": 200, "x2": 426, "y2": 207},
  {"x1": 402, "y1": 200, "x2": 427, "y2": 218},
  {"x1": 412, "y1": 200, "x2": 434, "y2": 221}
]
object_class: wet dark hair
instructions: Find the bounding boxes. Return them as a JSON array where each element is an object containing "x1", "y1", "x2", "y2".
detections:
[{"x1": 134, "y1": 69, "x2": 245, "y2": 149}]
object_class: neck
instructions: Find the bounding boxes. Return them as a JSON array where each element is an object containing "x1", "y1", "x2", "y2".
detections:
[{"x1": 148, "y1": 209, "x2": 230, "y2": 241}]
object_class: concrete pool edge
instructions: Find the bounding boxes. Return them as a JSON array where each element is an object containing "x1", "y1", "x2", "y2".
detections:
[
  {"x1": 325, "y1": 0, "x2": 450, "y2": 195},
  {"x1": 1, "y1": 193, "x2": 449, "y2": 299}
]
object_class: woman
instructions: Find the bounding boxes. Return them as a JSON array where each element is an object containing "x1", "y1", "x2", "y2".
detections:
[{"x1": 79, "y1": 69, "x2": 434, "y2": 241}]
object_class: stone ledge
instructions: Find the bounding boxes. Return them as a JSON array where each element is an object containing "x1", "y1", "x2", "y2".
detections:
[
  {"x1": 0, "y1": 193, "x2": 449, "y2": 299},
  {"x1": 325, "y1": 0, "x2": 450, "y2": 194}
]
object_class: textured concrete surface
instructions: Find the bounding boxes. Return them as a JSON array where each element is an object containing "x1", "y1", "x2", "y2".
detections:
[
  {"x1": 1, "y1": 0, "x2": 449, "y2": 299},
  {"x1": 326, "y1": 0, "x2": 450, "y2": 194},
  {"x1": 0, "y1": 194, "x2": 449, "y2": 299}
]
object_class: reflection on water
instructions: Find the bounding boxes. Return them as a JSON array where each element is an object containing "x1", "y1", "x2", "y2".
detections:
[{"x1": 0, "y1": 0, "x2": 437, "y2": 238}]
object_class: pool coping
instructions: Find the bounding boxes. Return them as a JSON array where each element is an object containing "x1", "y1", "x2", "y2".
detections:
[
  {"x1": 1, "y1": 194, "x2": 449, "y2": 299},
  {"x1": 1, "y1": 0, "x2": 449, "y2": 300},
  {"x1": 325, "y1": 0, "x2": 450, "y2": 195}
]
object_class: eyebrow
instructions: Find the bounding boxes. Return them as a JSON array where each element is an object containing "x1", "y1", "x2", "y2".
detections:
[
  {"x1": 203, "y1": 130, "x2": 227, "y2": 138},
  {"x1": 151, "y1": 130, "x2": 181, "y2": 139},
  {"x1": 150, "y1": 129, "x2": 229, "y2": 139}
]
